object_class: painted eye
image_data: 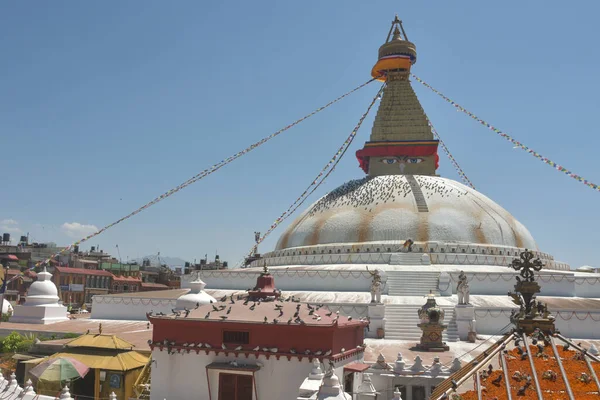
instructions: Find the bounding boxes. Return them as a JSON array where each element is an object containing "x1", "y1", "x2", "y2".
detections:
[
  {"x1": 407, "y1": 158, "x2": 424, "y2": 164},
  {"x1": 380, "y1": 158, "x2": 398, "y2": 165}
]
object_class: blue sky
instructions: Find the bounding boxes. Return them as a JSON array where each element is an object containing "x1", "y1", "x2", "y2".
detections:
[{"x1": 1, "y1": 1, "x2": 598, "y2": 268}]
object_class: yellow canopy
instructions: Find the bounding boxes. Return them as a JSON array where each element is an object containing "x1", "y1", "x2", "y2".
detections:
[
  {"x1": 48, "y1": 349, "x2": 148, "y2": 371},
  {"x1": 64, "y1": 334, "x2": 135, "y2": 350}
]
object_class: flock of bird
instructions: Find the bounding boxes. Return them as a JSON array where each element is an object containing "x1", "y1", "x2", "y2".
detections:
[
  {"x1": 306, "y1": 175, "x2": 468, "y2": 217},
  {"x1": 147, "y1": 293, "x2": 366, "y2": 357},
  {"x1": 149, "y1": 336, "x2": 364, "y2": 358}
]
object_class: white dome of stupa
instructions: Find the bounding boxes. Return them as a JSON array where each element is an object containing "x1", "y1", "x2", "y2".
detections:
[
  {"x1": 24, "y1": 267, "x2": 60, "y2": 306},
  {"x1": 276, "y1": 175, "x2": 537, "y2": 251},
  {"x1": 175, "y1": 279, "x2": 216, "y2": 310}
]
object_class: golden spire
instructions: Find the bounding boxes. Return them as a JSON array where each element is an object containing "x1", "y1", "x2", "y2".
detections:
[{"x1": 355, "y1": 17, "x2": 439, "y2": 177}]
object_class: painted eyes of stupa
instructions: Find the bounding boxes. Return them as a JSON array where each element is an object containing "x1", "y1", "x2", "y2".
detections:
[{"x1": 379, "y1": 157, "x2": 424, "y2": 165}]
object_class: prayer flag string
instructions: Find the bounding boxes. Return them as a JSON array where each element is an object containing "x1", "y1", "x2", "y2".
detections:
[
  {"x1": 241, "y1": 83, "x2": 386, "y2": 266},
  {"x1": 23, "y1": 78, "x2": 376, "y2": 276},
  {"x1": 412, "y1": 74, "x2": 600, "y2": 192},
  {"x1": 426, "y1": 117, "x2": 476, "y2": 189}
]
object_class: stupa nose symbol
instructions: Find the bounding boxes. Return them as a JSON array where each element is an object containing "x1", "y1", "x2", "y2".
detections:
[{"x1": 398, "y1": 162, "x2": 406, "y2": 173}]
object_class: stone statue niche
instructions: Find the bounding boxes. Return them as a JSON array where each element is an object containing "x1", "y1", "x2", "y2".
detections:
[
  {"x1": 456, "y1": 270, "x2": 470, "y2": 305},
  {"x1": 367, "y1": 267, "x2": 384, "y2": 303}
]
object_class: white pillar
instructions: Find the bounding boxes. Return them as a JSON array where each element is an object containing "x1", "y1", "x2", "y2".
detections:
[
  {"x1": 438, "y1": 272, "x2": 451, "y2": 296},
  {"x1": 367, "y1": 303, "x2": 386, "y2": 338},
  {"x1": 455, "y1": 304, "x2": 476, "y2": 341}
]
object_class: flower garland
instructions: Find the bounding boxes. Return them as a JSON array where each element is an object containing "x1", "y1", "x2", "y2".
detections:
[
  {"x1": 412, "y1": 74, "x2": 600, "y2": 192},
  {"x1": 15, "y1": 78, "x2": 376, "y2": 277}
]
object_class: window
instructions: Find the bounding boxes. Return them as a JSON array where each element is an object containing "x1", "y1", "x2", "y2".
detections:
[
  {"x1": 123, "y1": 284, "x2": 129, "y2": 292},
  {"x1": 218, "y1": 373, "x2": 252, "y2": 400},
  {"x1": 223, "y1": 331, "x2": 249, "y2": 344}
]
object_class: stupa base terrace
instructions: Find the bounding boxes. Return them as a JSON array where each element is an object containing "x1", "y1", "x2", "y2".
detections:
[{"x1": 181, "y1": 260, "x2": 600, "y2": 341}]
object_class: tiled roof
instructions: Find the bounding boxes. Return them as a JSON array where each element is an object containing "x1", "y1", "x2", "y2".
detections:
[
  {"x1": 434, "y1": 333, "x2": 600, "y2": 400},
  {"x1": 54, "y1": 266, "x2": 113, "y2": 277},
  {"x1": 151, "y1": 295, "x2": 368, "y2": 327},
  {"x1": 65, "y1": 333, "x2": 136, "y2": 350}
]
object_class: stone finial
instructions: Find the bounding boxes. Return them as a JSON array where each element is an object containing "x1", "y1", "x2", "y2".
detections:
[
  {"x1": 392, "y1": 387, "x2": 403, "y2": 400},
  {"x1": 309, "y1": 359, "x2": 324, "y2": 380},
  {"x1": 429, "y1": 356, "x2": 443, "y2": 377},
  {"x1": 394, "y1": 352, "x2": 406, "y2": 371},
  {"x1": 589, "y1": 344, "x2": 599, "y2": 356},
  {"x1": 109, "y1": 392, "x2": 117, "y2": 400},
  {"x1": 8, "y1": 372, "x2": 18, "y2": 387},
  {"x1": 357, "y1": 373, "x2": 377, "y2": 398},
  {"x1": 450, "y1": 357, "x2": 462, "y2": 373},
  {"x1": 316, "y1": 369, "x2": 345, "y2": 398},
  {"x1": 59, "y1": 385, "x2": 73, "y2": 400},
  {"x1": 23, "y1": 379, "x2": 35, "y2": 394},
  {"x1": 411, "y1": 356, "x2": 424, "y2": 372}
]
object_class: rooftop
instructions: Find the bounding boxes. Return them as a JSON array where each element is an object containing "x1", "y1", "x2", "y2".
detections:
[
  {"x1": 0, "y1": 318, "x2": 152, "y2": 351},
  {"x1": 54, "y1": 266, "x2": 113, "y2": 277},
  {"x1": 150, "y1": 296, "x2": 366, "y2": 327}
]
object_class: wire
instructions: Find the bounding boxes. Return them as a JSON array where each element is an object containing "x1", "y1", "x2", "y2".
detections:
[
  {"x1": 240, "y1": 82, "x2": 386, "y2": 266},
  {"x1": 5, "y1": 78, "x2": 376, "y2": 283},
  {"x1": 412, "y1": 73, "x2": 600, "y2": 193}
]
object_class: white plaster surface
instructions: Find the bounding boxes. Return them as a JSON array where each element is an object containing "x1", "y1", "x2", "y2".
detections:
[
  {"x1": 276, "y1": 176, "x2": 537, "y2": 250},
  {"x1": 150, "y1": 349, "x2": 359, "y2": 400}
]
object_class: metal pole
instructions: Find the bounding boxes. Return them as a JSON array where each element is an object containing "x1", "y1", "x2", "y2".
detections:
[
  {"x1": 549, "y1": 336, "x2": 575, "y2": 400},
  {"x1": 499, "y1": 348, "x2": 513, "y2": 400},
  {"x1": 475, "y1": 368, "x2": 483, "y2": 400},
  {"x1": 521, "y1": 333, "x2": 544, "y2": 400}
]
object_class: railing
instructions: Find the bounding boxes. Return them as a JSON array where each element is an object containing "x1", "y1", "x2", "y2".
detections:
[{"x1": 133, "y1": 355, "x2": 152, "y2": 398}]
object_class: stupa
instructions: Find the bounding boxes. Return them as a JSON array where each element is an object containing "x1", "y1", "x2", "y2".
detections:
[
  {"x1": 174, "y1": 278, "x2": 215, "y2": 310},
  {"x1": 176, "y1": 15, "x2": 600, "y2": 398},
  {"x1": 10, "y1": 267, "x2": 69, "y2": 324}
]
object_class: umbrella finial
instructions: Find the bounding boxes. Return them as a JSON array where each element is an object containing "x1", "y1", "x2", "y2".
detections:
[{"x1": 109, "y1": 392, "x2": 117, "y2": 400}]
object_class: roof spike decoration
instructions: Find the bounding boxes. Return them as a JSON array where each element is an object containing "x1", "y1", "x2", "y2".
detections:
[
  {"x1": 449, "y1": 357, "x2": 462, "y2": 373},
  {"x1": 507, "y1": 249, "x2": 556, "y2": 334},
  {"x1": 357, "y1": 16, "x2": 439, "y2": 177},
  {"x1": 391, "y1": 386, "x2": 403, "y2": 400},
  {"x1": 411, "y1": 355, "x2": 424, "y2": 372}
]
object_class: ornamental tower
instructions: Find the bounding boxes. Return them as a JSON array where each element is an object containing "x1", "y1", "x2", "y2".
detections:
[{"x1": 356, "y1": 16, "x2": 439, "y2": 176}]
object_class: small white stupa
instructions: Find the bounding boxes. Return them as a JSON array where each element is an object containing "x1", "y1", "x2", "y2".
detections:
[
  {"x1": 175, "y1": 278, "x2": 216, "y2": 310},
  {"x1": 10, "y1": 267, "x2": 69, "y2": 324}
]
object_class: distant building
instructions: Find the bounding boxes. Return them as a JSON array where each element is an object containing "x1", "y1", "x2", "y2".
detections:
[
  {"x1": 53, "y1": 266, "x2": 113, "y2": 306},
  {"x1": 183, "y1": 255, "x2": 228, "y2": 274},
  {"x1": 111, "y1": 275, "x2": 142, "y2": 294}
]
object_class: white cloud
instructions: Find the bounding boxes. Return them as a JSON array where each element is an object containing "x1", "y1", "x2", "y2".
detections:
[
  {"x1": 61, "y1": 222, "x2": 99, "y2": 239},
  {"x1": 0, "y1": 219, "x2": 22, "y2": 233}
]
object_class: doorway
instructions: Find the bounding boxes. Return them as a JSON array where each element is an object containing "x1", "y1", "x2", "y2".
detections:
[{"x1": 218, "y1": 373, "x2": 253, "y2": 400}]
